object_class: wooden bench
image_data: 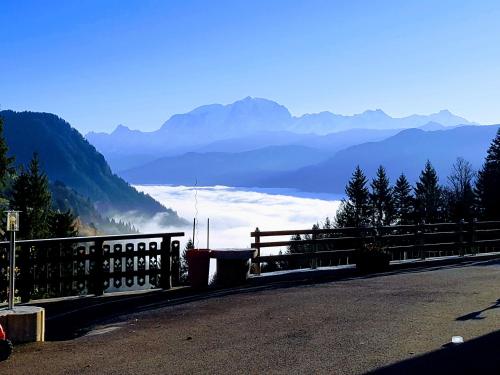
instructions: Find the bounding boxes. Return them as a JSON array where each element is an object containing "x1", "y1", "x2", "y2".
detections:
[{"x1": 209, "y1": 249, "x2": 257, "y2": 286}]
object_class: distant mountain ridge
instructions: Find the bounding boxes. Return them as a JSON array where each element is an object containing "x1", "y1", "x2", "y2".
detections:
[
  {"x1": 290, "y1": 108, "x2": 472, "y2": 134},
  {"x1": 86, "y1": 97, "x2": 474, "y2": 172},
  {"x1": 120, "y1": 145, "x2": 330, "y2": 186},
  {"x1": 118, "y1": 124, "x2": 499, "y2": 195},
  {"x1": 260, "y1": 125, "x2": 500, "y2": 194}
]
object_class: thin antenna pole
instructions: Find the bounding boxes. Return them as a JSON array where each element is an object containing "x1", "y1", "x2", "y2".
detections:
[
  {"x1": 192, "y1": 218, "x2": 196, "y2": 248},
  {"x1": 207, "y1": 218, "x2": 210, "y2": 249}
]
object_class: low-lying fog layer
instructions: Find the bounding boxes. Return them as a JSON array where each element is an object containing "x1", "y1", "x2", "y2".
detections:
[{"x1": 133, "y1": 185, "x2": 342, "y2": 254}]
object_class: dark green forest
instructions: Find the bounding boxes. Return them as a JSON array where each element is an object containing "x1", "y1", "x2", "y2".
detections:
[
  {"x1": 0, "y1": 112, "x2": 185, "y2": 239},
  {"x1": 0, "y1": 111, "x2": 184, "y2": 224}
]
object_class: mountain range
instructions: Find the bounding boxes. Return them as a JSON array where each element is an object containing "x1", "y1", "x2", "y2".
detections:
[
  {"x1": 121, "y1": 145, "x2": 330, "y2": 186},
  {"x1": 83, "y1": 97, "x2": 495, "y2": 196},
  {"x1": 261, "y1": 125, "x2": 500, "y2": 194},
  {"x1": 86, "y1": 97, "x2": 474, "y2": 172}
]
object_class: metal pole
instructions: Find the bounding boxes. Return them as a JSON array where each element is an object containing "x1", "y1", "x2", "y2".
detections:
[
  {"x1": 207, "y1": 218, "x2": 210, "y2": 249},
  {"x1": 192, "y1": 218, "x2": 196, "y2": 248},
  {"x1": 8, "y1": 230, "x2": 16, "y2": 310}
]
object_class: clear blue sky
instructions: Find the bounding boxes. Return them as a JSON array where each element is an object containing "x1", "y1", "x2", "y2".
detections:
[{"x1": 1, "y1": 0, "x2": 500, "y2": 133}]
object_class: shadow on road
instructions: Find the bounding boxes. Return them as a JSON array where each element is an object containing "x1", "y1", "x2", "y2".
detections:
[
  {"x1": 367, "y1": 330, "x2": 500, "y2": 375},
  {"x1": 456, "y1": 298, "x2": 500, "y2": 321}
]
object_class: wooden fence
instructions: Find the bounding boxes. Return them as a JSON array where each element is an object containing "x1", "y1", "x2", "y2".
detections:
[
  {"x1": 251, "y1": 220, "x2": 500, "y2": 273},
  {"x1": 0, "y1": 232, "x2": 184, "y2": 302}
]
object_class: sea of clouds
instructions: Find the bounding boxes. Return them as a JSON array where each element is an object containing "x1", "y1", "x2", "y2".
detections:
[{"x1": 132, "y1": 185, "x2": 342, "y2": 255}]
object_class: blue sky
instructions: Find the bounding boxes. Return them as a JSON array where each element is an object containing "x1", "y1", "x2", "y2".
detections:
[{"x1": 1, "y1": 0, "x2": 500, "y2": 133}]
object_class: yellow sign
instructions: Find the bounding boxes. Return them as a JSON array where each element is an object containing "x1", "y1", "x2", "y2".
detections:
[{"x1": 6, "y1": 211, "x2": 19, "y2": 232}]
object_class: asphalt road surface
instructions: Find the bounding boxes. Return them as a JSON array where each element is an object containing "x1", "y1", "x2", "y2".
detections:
[{"x1": 2, "y1": 261, "x2": 500, "y2": 374}]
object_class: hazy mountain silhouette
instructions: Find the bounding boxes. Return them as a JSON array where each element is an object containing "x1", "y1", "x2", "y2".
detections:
[
  {"x1": 86, "y1": 97, "x2": 473, "y2": 171},
  {"x1": 1, "y1": 110, "x2": 185, "y2": 224},
  {"x1": 119, "y1": 145, "x2": 329, "y2": 185},
  {"x1": 291, "y1": 109, "x2": 473, "y2": 133},
  {"x1": 261, "y1": 125, "x2": 500, "y2": 194},
  {"x1": 118, "y1": 125, "x2": 498, "y2": 193}
]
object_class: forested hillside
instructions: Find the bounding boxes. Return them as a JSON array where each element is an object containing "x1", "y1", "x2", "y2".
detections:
[{"x1": 1, "y1": 110, "x2": 186, "y2": 229}]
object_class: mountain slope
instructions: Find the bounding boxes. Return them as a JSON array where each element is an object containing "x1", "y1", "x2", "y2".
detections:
[
  {"x1": 120, "y1": 145, "x2": 329, "y2": 185},
  {"x1": 1, "y1": 110, "x2": 185, "y2": 224},
  {"x1": 261, "y1": 125, "x2": 500, "y2": 194},
  {"x1": 195, "y1": 128, "x2": 402, "y2": 154}
]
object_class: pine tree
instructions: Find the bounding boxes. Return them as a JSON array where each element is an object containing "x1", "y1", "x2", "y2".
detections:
[
  {"x1": 393, "y1": 173, "x2": 414, "y2": 224},
  {"x1": 445, "y1": 157, "x2": 476, "y2": 221},
  {"x1": 335, "y1": 166, "x2": 371, "y2": 227},
  {"x1": 287, "y1": 233, "x2": 303, "y2": 254},
  {"x1": 0, "y1": 116, "x2": 14, "y2": 208},
  {"x1": 49, "y1": 209, "x2": 78, "y2": 238},
  {"x1": 476, "y1": 129, "x2": 500, "y2": 219},
  {"x1": 370, "y1": 166, "x2": 394, "y2": 226},
  {"x1": 179, "y1": 238, "x2": 194, "y2": 284},
  {"x1": 414, "y1": 161, "x2": 443, "y2": 223},
  {"x1": 12, "y1": 153, "x2": 52, "y2": 239}
]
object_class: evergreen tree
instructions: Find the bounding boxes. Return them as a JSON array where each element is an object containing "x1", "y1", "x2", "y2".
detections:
[
  {"x1": 370, "y1": 166, "x2": 394, "y2": 226},
  {"x1": 287, "y1": 233, "x2": 303, "y2": 254},
  {"x1": 393, "y1": 173, "x2": 414, "y2": 224},
  {"x1": 49, "y1": 209, "x2": 78, "y2": 238},
  {"x1": 445, "y1": 157, "x2": 476, "y2": 221},
  {"x1": 476, "y1": 129, "x2": 500, "y2": 219},
  {"x1": 12, "y1": 153, "x2": 53, "y2": 239},
  {"x1": 335, "y1": 166, "x2": 371, "y2": 227},
  {"x1": 0, "y1": 116, "x2": 14, "y2": 209},
  {"x1": 179, "y1": 238, "x2": 194, "y2": 284},
  {"x1": 414, "y1": 161, "x2": 444, "y2": 223}
]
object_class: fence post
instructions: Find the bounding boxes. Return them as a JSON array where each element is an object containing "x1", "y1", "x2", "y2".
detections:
[
  {"x1": 311, "y1": 228, "x2": 318, "y2": 269},
  {"x1": 471, "y1": 218, "x2": 477, "y2": 255},
  {"x1": 93, "y1": 240, "x2": 104, "y2": 296},
  {"x1": 171, "y1": 240, "x2": 180, "y2": 286},
  {"x1": 161, "y1": 235, "x2": 172, "y2": 289},
  {"x1": 254, "y1": 227, "x2": 261, "y2": 275},
  {"x1": 17, "y1": 243, "x2": 33, "y2": 303},
  {"x1": 415, "y1": 222, "x2": 425, "y2": 260},
  {"x1": 458, "y1": 219, "x2": 465, "y2": 256}
]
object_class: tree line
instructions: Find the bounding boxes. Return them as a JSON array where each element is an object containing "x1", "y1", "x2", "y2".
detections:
[
  {"x1": 335, "y1": 128, "x2": 500, "y2": 228},
  {"x1": 0, "y1": 117, "x2": 77, "y2": 240},
  {"x1": 287, "y1": 128, "x2": 500, "y2": 254}
]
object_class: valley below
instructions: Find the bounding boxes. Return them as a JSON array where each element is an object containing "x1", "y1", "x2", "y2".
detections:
[{"x1": 133, "y1": 185, "x2": 342, "y2": 253}]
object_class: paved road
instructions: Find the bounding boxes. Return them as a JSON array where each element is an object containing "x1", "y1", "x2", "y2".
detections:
[{"x1": 2, "y1": 261, "x2": 500, "y2": 374}]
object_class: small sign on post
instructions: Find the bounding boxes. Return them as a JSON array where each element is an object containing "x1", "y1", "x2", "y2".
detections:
[
  {"x1": 5, "y1": 211, "x2": 20, "y2": 310},
  {"x1": 7, "y1": 211, "x2": 19, "y2": 232}
]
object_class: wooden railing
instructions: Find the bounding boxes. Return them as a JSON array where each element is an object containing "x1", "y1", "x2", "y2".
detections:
[
  {"x1": 251, "y1": 221, "x2": 500, "y2": 274},
  {"x1": 0, "y1": 232, "x2": 184, "y2": 302}
]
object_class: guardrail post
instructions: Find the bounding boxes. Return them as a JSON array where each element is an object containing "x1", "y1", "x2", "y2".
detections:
[
  {"x1": 254, "y1": 228, "x2": 261, "y2": 275},
  {"x1": 311, "y1": 243, "x2": 318, "y2": 269},
  {"x1": 458, "y1": 219, "x2": 465, "y2": 256},
  {"x1": 471, "y1": 218, "x2": 477, "y2": 255},
  {"x1": 161, "y1": 235, "x2": 172, "y2": 289},
  {"x1": 416, "y1": 222, "x2": 425, "y2": 260},
  {"x1": 171, "y1": 240, "x2": 180, "y2": 286},
  {"x1": 17, "y1": 243, "x2": 33, "y2": 303},
  {"x1": 93, "y1": 239, "x2": 104, "y2": 296}
]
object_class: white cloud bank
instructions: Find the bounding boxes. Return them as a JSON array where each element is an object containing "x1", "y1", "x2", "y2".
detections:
[{"x1": 133, "y1": 185, "x2": 342, "y2": 254}]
